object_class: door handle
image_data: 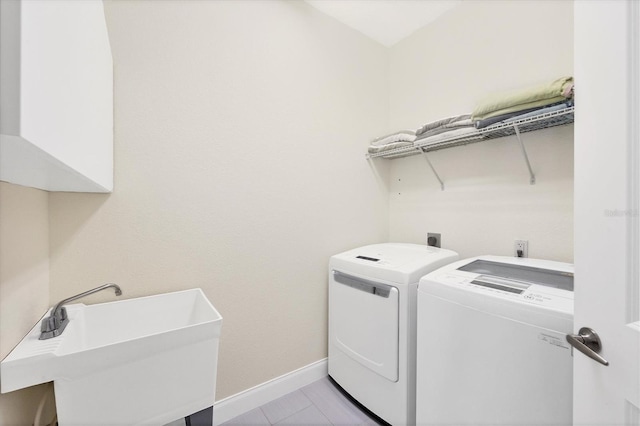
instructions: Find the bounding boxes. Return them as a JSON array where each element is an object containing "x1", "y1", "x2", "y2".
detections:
[{"x1": 566, "y1": 327, "x2": 609, "y2": 366}]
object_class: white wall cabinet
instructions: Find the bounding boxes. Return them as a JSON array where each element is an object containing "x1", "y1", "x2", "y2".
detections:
[{"x1": 0, "y1": 0, "x2": 113, "y2": 193}]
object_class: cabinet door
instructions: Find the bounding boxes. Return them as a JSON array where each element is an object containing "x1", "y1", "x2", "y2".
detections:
[{"x1": 0, "y1": 0, "x2": 113, "y2": 193}]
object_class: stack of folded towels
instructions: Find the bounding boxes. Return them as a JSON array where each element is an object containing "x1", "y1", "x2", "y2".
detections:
[
  {"x1": 367, "y1": 76, "x2": 574, "y2": 155},
  {"x1": 471, "y1": 76, "x2": 574, "y2": 129},
  {"x1": 413, "y1": 114, "x2": 478, "y2": 146},
  {"x1": 367, "y1": 115, "x2": 479, "y2": 155},
  {"x1": 367, "y1": 130, "x2": 417, "y2": 156}
]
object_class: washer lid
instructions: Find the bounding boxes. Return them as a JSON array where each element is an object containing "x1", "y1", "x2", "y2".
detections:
[
  {"x1": 418, "y1": 256, "x2": 574, "y2": 316},
  {"x1": 457, "y1": 259, "x2": 574, "y2": 291}
]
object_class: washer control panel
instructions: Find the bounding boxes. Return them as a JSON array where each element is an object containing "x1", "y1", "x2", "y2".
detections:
[{"x1": 433, "y1": 271, "x2": 573, "y2": 311}]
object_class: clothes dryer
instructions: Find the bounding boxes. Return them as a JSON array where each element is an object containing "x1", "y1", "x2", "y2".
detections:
[{"x1": 329, "y1": 243, "x2": 458, "y2": 425}]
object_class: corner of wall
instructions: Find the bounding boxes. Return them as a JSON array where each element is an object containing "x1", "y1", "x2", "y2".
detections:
[
  {"x1": 384, "y1": 0, "x2": 574, "y2": 261},
  {"x1": 0, "y1": 182, "x2": 52, "y2": 424}
]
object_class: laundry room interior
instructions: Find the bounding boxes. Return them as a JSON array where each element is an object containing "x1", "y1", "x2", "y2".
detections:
[{"x1": 0, "y1": 0, "x2": 637, "y2": 425}]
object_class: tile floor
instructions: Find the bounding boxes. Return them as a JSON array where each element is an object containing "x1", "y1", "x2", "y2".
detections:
[{"x1": 219, "y1": 377, "x2": 385, "y2": 426}]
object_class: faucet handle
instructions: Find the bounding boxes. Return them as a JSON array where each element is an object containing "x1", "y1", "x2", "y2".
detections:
[
  {"x1": 39, "y1": 307, "x2": 70, "y2": 339},
  {"x1": 40, "y1": 316, "x2": 56, "y2": 333}
]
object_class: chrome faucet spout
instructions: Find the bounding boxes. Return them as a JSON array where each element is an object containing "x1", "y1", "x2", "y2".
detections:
[
  {"x1": 51, "y1": 283, "x2": 122, "y2": 319},
  {"x1": 40, "y1": 283, "x2": 122, "y2": 340}
]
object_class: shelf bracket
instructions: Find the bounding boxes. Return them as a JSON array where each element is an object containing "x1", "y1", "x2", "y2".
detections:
[
  {"x1": 513, "y1": 125, "x2": 536, "y2": 185},
  {"x1": 421, "y1": 149, "x2": 445, "y2": 191}
]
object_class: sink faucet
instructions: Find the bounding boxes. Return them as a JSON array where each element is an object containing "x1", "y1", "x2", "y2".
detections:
[{"x1": 40, "y1": 283, "x2": 122, "y2": 340}]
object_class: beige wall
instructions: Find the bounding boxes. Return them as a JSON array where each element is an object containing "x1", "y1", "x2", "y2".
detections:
[
  {"x1": 0, "y1": 182, "x2": 51, "y2": 425},
  {"x1": 387, "y1": 0, "x2": 574, "y2": 262},
  {"x1": 48, "y1": 0, "x2": 389, "y2": 400}
]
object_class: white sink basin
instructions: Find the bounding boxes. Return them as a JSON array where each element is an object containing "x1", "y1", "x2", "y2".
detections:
[{"x1": 1, "y1": 288, "x2": 223, "y2": 425}]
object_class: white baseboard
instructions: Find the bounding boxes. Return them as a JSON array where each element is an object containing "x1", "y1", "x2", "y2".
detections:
[{"x1": 213, "y1": 358, "x2": 328, "y2": 425}]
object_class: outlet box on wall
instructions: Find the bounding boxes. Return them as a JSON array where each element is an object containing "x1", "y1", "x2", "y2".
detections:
[
  {"x1": 514, "y1": 240, "x2": 528, "y2": 258},
  {"x1": 427, "y1": 233, "x2": 441, "y2": 248}
]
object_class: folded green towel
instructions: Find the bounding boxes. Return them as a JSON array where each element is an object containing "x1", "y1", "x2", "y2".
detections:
[{"x1": 472, "y1": 76, "x2": 573, "y2": 121}]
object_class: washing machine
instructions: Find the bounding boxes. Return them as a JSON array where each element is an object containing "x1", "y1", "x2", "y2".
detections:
[
  {"x1": 328, "y1": 243, "x2": 459, "y2": 425},
  {"x1": 416, "y1": 256, "x2": 574, "y2": 425}
]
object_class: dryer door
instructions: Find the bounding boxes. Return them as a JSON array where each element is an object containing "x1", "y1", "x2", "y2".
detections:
[{"x1": 330, "y1": 270, "x2": 399, "y2": 382}]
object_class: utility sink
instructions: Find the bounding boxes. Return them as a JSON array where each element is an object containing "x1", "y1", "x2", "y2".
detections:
[{"x1": 1, "y1": 288, "x2": 223, "y2": 425}]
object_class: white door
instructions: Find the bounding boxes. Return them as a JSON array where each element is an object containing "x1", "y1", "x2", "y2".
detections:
[{"x1": 574, "y1": 1, "x2": 640, "y2": 424}]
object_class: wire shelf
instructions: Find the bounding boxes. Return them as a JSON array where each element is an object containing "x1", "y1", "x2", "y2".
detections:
[{"x1": 367, "y1": 106, "x2": 574, "y2": 159}]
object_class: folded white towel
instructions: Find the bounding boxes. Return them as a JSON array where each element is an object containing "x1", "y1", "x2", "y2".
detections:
[
  {"x1": 368, "y1": 141, "x2": 415, "y2": 154},
  {"x1": 415, "y1": 114, "x2": 472, "y2": 136},
  {"x1": 414, "y1": 127, "x2": 480, "y2": 147},
  {"x1": 371, "y1": 130, "x2": 416, "y2": 147}
]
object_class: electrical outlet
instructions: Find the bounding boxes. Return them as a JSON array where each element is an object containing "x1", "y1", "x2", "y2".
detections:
[
  {"x1": 427, "y1": 233, "x2": 441, "y2": 248},
  {"x1": 514, "y1": 240, "x2": 528, "y2": 258}
]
